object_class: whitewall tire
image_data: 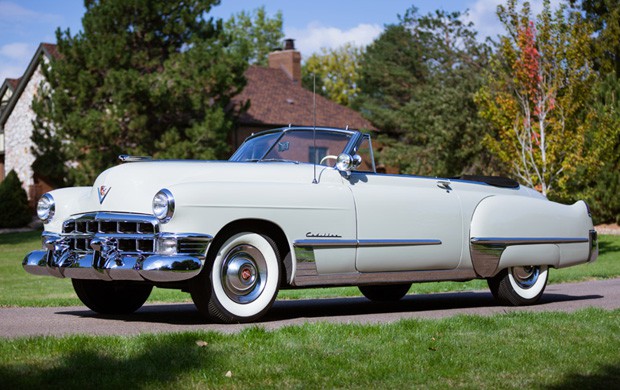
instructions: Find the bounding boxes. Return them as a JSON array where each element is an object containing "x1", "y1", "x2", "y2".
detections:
[
  {"x1": 191, "y1": 232, "x2": 281, "y2": 323},
  {"x1": 488, "y1": 265, "x2": 549, "y2": 306}
]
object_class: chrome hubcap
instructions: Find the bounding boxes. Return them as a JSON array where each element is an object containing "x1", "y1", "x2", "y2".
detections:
[
  {"x1": 511, "y1": 266, "x2": 540, "y2": 289},
  {"x1": 221, "y1": 244, "x2": 267, "y2": 304}
]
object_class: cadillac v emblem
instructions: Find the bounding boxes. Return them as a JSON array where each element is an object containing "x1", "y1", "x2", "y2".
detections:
[{"x1": 98, "y1": 186, "x2": 111, "y2": 204}]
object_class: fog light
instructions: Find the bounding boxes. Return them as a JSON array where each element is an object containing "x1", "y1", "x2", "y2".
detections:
[{"x1": 157, "y1": 236, "x2": 178, "y2": 255}]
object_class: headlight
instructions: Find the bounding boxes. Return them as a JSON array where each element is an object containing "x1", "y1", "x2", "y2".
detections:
[
  {"x1": 152, "y1": 189, "x2": 175, "y2": 223},
  {"x1": 37, "y1": 194, "x2": 55, "y2": 223}
]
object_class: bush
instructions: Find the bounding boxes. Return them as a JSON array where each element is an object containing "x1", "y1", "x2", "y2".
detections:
[{"x1": 0, "y1": 170, "x2": 32, "y2": 228}]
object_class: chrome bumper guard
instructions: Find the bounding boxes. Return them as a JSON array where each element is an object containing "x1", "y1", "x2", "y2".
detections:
[
  {"x1": 588, "y1": 229, "x2": 598, "y2": 263},
  {"x1": 23, "y1": 232, "x2": 212, "y2": 283}
]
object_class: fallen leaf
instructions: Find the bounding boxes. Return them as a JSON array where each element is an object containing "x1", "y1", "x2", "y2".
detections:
[{"x1": 195, "y1": 340, "x2": 208, "y2": 347}]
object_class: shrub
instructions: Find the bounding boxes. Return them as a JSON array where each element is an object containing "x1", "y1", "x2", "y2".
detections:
[{"x1": 0, "y1": 170, "x2": 32, "y2": 228}]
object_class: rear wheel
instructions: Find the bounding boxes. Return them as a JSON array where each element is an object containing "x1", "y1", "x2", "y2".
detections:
[
  {"x1": 359, "y1": 283, "x2": 411, "y2": 302},
  {"x1": 191, "y1": 232, "x2": 281, "y2": 323},
  {"x1": 72, "y1": 279, "x2": 152, "y2": 314},
  {"x1": 487, "y1": 265, "x2": 548, "y2": 306}
]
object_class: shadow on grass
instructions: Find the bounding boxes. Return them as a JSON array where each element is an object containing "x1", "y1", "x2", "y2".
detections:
[
  {"x1": 599, "y1": 239, "x2": 620, "y2": 255},
  {"x1": 58, "y1": 290, "x2": 603, "y2": 326},
  {"x1": 0, "y1": 334, "x2": 213, "y2": 389},
  {"x1": 545, "y1": 364, "x2": 620, "y2": 389},
  {"x1": 0, "y1": 230, "x2": 41, "y2": 245}
]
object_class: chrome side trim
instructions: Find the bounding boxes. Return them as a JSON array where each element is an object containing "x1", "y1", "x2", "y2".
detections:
[
  {"x1": 358, "y1": 239, "x2": 442, "y2": 247},
  {"x1": 471, "y1": 237, "x2": 588, "y2": 245},
  {"x1": 293, "y1": 239, "x2": 442, "y2": 248},
  {"x1": 291, "y1": 266, "x2": 476, "y2": 287},
  {"x1": 470, "y1": 236, "x2": 589, "y2": 278}
]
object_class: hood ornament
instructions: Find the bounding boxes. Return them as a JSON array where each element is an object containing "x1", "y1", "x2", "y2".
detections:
[{"x1": 98, "y1": 186, "x2": 111, "y2": 204}]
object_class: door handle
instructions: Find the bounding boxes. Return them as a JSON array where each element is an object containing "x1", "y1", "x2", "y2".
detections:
[{"x1": 437, "y1": 181, "x2": 452, "y2": 192}]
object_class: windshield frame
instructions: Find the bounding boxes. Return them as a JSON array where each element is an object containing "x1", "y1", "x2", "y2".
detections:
[{"x1": 229, "y1": 127, "x2": 365, "y2": 164}]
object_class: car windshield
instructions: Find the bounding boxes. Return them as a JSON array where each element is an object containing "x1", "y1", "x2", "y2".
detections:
[{"x1": 229, "y1": 129, "x2": 353, "y2": 165}]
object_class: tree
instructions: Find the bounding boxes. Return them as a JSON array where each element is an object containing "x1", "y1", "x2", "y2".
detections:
[
  {"x1": 0, "y1": 170, "x2": 31, "y2": 228},
  {"x1": 577, "y1": 74, "x2": 620, "y2": 223},
  {"x1": 32, "y1": 0, "x2": 247, "y2": 186},
  {"x1": 581, "y1": 0, "x2": 620, "y2": 77},
  {"x1": 569, "y1": 0, "x2": 620, "y2": 223},
  {"x1": 476, "y1": 0, "x2": 595, "y2": 197},
  {"x1": 356, "y1": 7, "x2": 493, "y2": 176},
  {"x1": 302, "y1": 43, "x2": 362, "y2": 107},
  {"x1": 224, "y1": 6, "x2": 284, "y2": 66}
]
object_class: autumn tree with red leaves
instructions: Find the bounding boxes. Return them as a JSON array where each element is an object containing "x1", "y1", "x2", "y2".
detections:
[{"x1": 476, "y1": 0, "x2": 595, "y2": 196}]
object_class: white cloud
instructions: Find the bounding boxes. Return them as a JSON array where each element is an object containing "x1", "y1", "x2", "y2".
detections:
[
  {"x1": 463, "y1": 0, "x2": 504, "y2": 41},
  {"x1": 285, "y1": 22, "x2": 383, "y2": 58},
  {"x1": 0, "y1": 42, "x2": 33, "y2": 60},
  {"x1": 0, "y1": 1, "x2": 60, "y2": 23},
  {"x1": 464, "y1": 0, "x2": 566, "y2": 42},
  {"x1": 0, "y1": 61, "x2": 25, "y2": 82}
]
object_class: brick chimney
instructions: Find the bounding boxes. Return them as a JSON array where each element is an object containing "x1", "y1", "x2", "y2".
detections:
[{"x1": 268, "y1": 38, "x2": 301, "y2": 85}]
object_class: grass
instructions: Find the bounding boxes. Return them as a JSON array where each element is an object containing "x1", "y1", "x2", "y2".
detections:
[
  {"x1": 0, "y1": 308, "x2": 618, "y2": 388},
  {"x1": 1, "y1": 230, "x2": 619, "y2": 307}
]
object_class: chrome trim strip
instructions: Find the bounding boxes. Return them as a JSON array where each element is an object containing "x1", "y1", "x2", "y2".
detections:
[
  {"x1": 293, "y1": 239, "x2": 442, "y2": 248},
  {"x1": 294, "y1": 239, "x2": 358, "y2": 248},
  {"x1": 66, "y1": 212, "x2": 160, "y2": 225},
  {"x1": 471, "y1": 237, "x2": 588, "y2": 245},
  {"x1": 292, "y1": 267, "x2": 476, "y2": 287},
  {"x1": 358, "y1": 239, "x2": 442, "y2": 247}
]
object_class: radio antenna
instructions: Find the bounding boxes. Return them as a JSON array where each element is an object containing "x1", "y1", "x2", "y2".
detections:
[{"x1": 312, "y1": 73, "x2": 318, "y2": 184}]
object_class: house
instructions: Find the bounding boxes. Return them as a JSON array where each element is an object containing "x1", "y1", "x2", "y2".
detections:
[
  {"x1": 0, "y1": 40, "x2": 374, "y2": 203},
  {"x1": 231, "y1": 39, "x2": 374, "y2": 148},
  {"x1": 0, "y1": 43, "x2": 58, "y2": 204}
]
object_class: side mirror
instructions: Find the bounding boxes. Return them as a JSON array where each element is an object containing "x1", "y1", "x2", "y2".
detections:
[{"x1": 336, "y1": 153, "x2": 362, "y2": 176}]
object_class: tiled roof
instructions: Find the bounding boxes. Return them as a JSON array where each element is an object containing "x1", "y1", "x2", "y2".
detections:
[
  {"x1": 233, "y1": 66, "x2": 375, "y2": 130},
  {"x1": 6, "y1": 78, "x2": 20, "y2": 90},
  {"x1": 41, "y1": 43, "x2": 59, "y2": 59}
]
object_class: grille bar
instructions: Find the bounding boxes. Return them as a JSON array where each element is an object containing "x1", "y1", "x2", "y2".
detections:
[{"x1": 62, "y1": 213, "x2": 159, "y2": 255}]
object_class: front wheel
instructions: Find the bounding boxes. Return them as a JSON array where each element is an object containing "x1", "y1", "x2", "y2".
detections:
[
  {"x1": 72, "y1": 279, "x2": 152, "y2": 314},
  {"x1": 191, "y1": 232, "x2": 281, "y2": 323},
  {"x1": 487, "y1": 265, "x2": 549, "y2": 306}
]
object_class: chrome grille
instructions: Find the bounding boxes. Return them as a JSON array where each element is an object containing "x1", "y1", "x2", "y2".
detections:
[
  {"x1": 62, "y1": 213, "x2": 159, "y2": 254},
  {"x1": 177, "y1": 239, "x2": 210, "y2": 255}
]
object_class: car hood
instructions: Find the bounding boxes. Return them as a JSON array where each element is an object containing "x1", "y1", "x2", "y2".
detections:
[{"x1": 85, "y1": 160, "x2": 320, "y2": 214}]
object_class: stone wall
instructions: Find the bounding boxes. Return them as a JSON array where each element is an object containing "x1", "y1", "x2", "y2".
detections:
[{"x1": 3, "y1": 66, "x2": 43, "y2": 196}]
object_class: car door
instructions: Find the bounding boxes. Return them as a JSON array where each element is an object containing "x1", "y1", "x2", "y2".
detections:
[{"x1": 347, "y1": 173, "x2": 463, "y2": 272}]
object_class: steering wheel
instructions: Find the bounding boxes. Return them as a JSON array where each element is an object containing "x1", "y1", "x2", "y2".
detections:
[{"x1": 319, "y1": 155, "x2": 338, "y2": 165}]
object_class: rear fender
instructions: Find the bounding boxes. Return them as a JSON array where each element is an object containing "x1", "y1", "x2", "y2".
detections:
[{"x1": 469, "y1": 196, "x2": 594, "y2": 277}]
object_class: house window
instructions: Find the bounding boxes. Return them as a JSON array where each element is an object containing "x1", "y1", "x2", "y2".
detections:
[{"x1": 308, "y1": 147, "x2": 328, "y2": 164}]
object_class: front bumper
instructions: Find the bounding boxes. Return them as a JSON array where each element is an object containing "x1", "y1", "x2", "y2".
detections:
[{"x1": 23, "y1": 232, "x2": 212, "y2": 283}]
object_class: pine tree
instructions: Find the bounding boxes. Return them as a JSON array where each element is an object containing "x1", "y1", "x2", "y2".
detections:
[
  {"x1": 0, "y1": 171, "x2": 31, "y2": 228},
  {"x1": 32, "y1": 0, "x2": 247, "y2": 186}
]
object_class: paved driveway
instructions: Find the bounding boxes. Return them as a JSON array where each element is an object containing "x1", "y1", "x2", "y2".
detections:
[{"x1": 1, "y1": 278, "x2": 618, "y2": 338}]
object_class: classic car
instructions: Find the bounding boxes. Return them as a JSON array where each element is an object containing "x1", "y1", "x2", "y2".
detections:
[{"x1": 24, "y1": 126, "x2": 598, "y2": 323}]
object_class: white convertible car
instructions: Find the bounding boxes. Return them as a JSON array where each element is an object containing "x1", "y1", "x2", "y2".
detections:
[{"x1": 24, "y1": 127, "x2": 598, "y2": 323}]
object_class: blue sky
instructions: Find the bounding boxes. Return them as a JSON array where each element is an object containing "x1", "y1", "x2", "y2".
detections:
[{"x1": 0, "y1": 0, "x2": 556, "y2": 82}]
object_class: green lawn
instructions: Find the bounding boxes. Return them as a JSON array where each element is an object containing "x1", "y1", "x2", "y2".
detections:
[
  {"x1": 0, "y1": 308, "x2": 618, "y2": 388},
  {"x1": 1, "y1": 230, "x2": 619, "y2": 307}
]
